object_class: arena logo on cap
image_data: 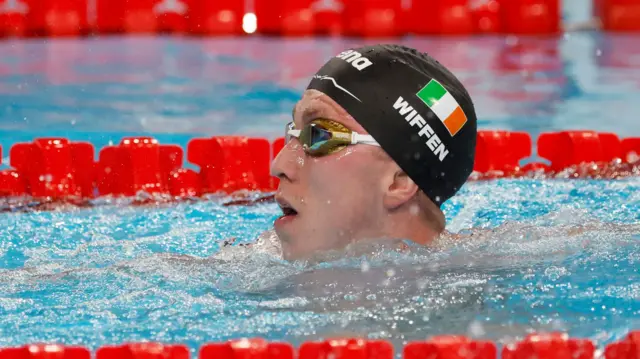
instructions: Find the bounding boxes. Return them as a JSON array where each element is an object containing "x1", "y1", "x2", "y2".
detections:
[
  {"x1": 335, "y1": 50, "x2": 373, "y2": 71},
  {"x1": 416, "y1": 79, "x2": 468, "y2": 136}
]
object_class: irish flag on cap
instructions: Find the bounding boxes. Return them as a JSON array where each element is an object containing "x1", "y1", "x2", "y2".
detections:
[{"x1": 416, "y1": 79, "x2": 468, "y2": 136}]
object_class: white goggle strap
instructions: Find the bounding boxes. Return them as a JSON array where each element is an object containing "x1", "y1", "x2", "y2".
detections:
[
  {"x1": 351, "y1": 133, "x2": 380, "y2": 147},
  {"x1": 287, "y1": 129, "x2": 301, "y2": 138}
]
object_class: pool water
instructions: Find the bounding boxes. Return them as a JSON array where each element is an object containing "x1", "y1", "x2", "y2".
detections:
[
  {"x1": 1, "y1": 7, "x2": 640, "y2": 355},
  {"x1": 0, "y1": 179, "x2": 637, "y2": 353}
]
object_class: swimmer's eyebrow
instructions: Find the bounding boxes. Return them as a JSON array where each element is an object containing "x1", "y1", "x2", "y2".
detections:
[{"x1": 300, "y1": 107, "x2": 324, "y2": 124}]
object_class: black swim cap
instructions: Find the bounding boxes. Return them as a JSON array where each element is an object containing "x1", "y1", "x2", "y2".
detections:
[{"x1": 306, "y1": 44, "x2": 477, "y2": 207}]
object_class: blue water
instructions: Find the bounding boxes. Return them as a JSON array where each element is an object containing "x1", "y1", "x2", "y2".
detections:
[{"x1": 1, "y1": 4, "x2": 640, "y2": 354}]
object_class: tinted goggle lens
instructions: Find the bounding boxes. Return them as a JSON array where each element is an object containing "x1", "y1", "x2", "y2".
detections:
[
  {"x1": 286, "y1": 121, "x2": 347, "y2": 156},
  {"x1": 304, "y1": 123, "x2": 333, "y2": 151}
]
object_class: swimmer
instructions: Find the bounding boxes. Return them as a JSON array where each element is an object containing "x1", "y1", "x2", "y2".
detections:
[{"x1": 268, "y1": 44, "x2": 478, "y2": 261}]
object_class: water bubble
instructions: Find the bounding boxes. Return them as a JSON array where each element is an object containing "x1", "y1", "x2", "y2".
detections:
[
  {"x1": 366, "y1": 294, "x2": 376, "y2": 300},
  {"x1": 468, "y1": 320, "x2": 486, "y2": 337},
  {"x1": 596, "y1": 49, "x2": 602, "y2": 56},
  {"x1": 361, "y1": 261, "x2": 370, "y2": 272},
  {"x1": 344, "y1": 294, "x2": 358, "y2": 301},
  {"x1": 417, "y1": 279, "x2": 427, "y2": 289},
  {"x1": 544, "y1": 266, "x2": 568, "y2": 281},
  {"x1": 386, "y1": 269, "x2": 395, "y2": 277}
]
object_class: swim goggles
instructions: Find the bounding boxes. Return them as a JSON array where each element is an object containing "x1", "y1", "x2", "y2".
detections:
[{"x1": 285, "y1": 119, "x2": 380, "y2": 156}]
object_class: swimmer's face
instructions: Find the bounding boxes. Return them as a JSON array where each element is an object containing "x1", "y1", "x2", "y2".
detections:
[{"x1": 271, "y1": 89, "x2": 393, "y2": 261}]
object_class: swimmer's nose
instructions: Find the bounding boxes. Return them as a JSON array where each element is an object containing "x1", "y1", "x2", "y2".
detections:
[{"x1": 270, "y1": 139, "x2": 302, "y2": 183}]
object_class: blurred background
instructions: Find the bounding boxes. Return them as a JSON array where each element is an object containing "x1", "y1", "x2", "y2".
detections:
[{"x1": 1, "y1": 0, "x2": 639, "y2": 154}]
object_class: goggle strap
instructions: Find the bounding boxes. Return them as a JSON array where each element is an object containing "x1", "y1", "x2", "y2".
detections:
[
  {"x1": 352, "y1": 133, "x2": 380, "y2": 146},
  {"x1": 288, "y1": 129, "x2": 301, "y2": 138}
]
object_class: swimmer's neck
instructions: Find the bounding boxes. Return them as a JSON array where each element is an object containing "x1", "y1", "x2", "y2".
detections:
[{"x1": 377, "y1": 211, "x2": 444, "y2": 247}]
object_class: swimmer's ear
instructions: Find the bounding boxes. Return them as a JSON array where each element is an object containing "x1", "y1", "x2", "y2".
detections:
[{"x1": 383, "y1": 170, "x2": 420, "y2": 210}]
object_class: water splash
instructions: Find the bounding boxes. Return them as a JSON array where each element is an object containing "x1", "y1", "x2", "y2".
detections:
[{"x1": 0, "y1": 179, "x2": 638, "y2": 351}]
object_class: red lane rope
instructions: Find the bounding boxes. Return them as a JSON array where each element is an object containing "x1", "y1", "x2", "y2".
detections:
[
  {"x1": 0, "y1": 131, "x2": 639, "y2": 206},
  {"x1": 0, "y1": 332, "x2": 638, "y2": 359},
  {"x1": 1, "y1": 0, "x2": 638, "y2": 39}
]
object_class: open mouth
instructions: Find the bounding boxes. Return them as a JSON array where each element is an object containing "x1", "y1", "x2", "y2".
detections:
[
  {"x1": 276, "y1": 197, "x2": 298, "y2": 219},
  {"x1": 281, "y1": 207, "x2": 298, "y2": 217}
]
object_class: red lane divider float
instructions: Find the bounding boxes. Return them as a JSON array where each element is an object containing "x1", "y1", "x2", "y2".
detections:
[
  {"x1": 0, "y1": 0, "x2": 89, "y2": 37},
  {"x1": 189, "y1": 0, "x2": 245, "y2": 35},
  {"x1": 598, "y1": 0, "x2": 640, "y2": 32},
  {"x1": 535, "y1": 131, "x2": 640, "y2": 178},
  {"x1": 96, "y1": 343, "x2": 189, "y2": 359},
  {"x1": 472, "y1": 0, "x2": 503, "y2": 34},
  {"x1": 1, "y1": 332, "x2": 639, "y2": 359},
  {"x1": 96, "y1": 137, "x2": 182, "y2": 197},
  {"x1": 501, "y1": 0, "x2": 561, "y2": 35},
  {"x1": 343, "y1": 0, "x2": 403, "y2": 38},
  {"x1": 254, "y1": 0, "x2": 314, "y2": 36},
  {"x1": 405, "y1": 336, "x2": 495, "y2": 359},
  {"x1": 606, "y1": 332, "x2": 640, "y2": 359},
  {"x1": 622, "y1": 137, "x2": 640, "y2": 163},
  {"x1": 409, "y1": 0, "x2": 475, "y2": 36},
  {"x1": 0, "y1": 344, "x2": 90, "y2": 359},
  {"x1": 12, "y1": 0, "x2": 640, "y2": 38},
  {"x1": 0, "y1": 131, "x2": 639, "y2": 203},
  {"x1": 537, "y1": 131, "x2": 620, "y2": 172},
  {"x1": 187, "y1": 136, "x2": 272, "y2": 195},
  {"x1": 503, "y1": 333, "x2": 594, "y2": 359},
  {"x1": 473, "y1": 131, "x2": 533, "y2": 177},
  {"x1": 201, "y1": 338, "x2": 293, "y2": 359},
  {"x1": 96, "y1": 0, "x2": 195, "y2": 35},
  {"x1": 9, "y1": 138, "x2": 93, "y2": 199},
  {"x1": 300, "y1": 338, "x2": 393, "y2": 359}
]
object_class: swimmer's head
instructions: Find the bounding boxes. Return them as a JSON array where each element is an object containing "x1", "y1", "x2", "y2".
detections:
[{"x1": 270, "y1": 44, "x2": 477, "y2": 261}]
